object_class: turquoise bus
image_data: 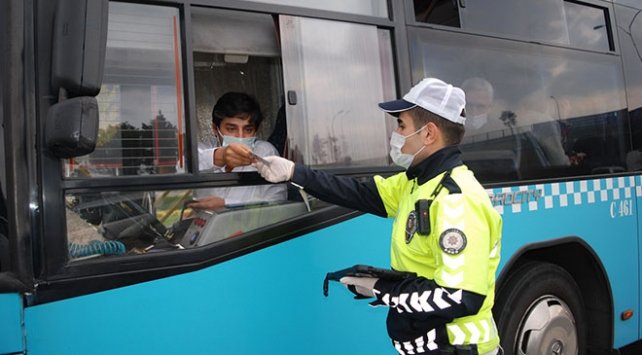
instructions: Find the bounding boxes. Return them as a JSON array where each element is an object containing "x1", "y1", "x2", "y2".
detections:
[{"x1": 1, "y1": 0, "x2": 642, "y2": 354}]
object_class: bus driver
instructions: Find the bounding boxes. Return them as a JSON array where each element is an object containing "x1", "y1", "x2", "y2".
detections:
[{"x1": 188, "y1": 92, "x2": 286, "y2": 210}]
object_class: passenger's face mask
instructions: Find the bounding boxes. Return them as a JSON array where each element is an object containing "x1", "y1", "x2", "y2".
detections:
[
  {"x1": 469, "y1": 113, "x2": 488, "y2": 130},
  {"x1": 389, "y1": 125, "x2": 427, "y2": 169},
  {"x1": 218, "y1": 129, "x2": 257, "y2": 149}
]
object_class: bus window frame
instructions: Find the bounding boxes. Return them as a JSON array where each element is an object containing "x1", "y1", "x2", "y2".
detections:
[
  {"x1": 0, "y1": 0, "x2": 36, "y2": 291},
  {"x1": 32, "y1": 0, "x2": 404, "y2": 304},
  {"x1": 404, "y1": 0, "x2": 619, "y2": 56},
  {"x1": 406, "y1": 22, "x2": 630, "y2": 184}
]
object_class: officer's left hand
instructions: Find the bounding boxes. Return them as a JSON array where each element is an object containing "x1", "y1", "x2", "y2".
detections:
[
  {"x1": 253, "y1": 156, "x2": 295, "y2": 183},
  {"x1": 340, "y1": 276, "x2": 378, "y2": 298}
]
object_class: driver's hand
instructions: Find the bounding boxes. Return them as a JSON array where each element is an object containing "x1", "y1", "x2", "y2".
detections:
[
  {"x1": 223, "y1": 143, "x2": 253, "y2": 172},
  {"x1": 186, "y1": 196, "x2": 225, "y2": 211}
]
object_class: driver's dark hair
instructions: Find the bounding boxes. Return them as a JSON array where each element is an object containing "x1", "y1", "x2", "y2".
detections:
[{"x1": 212, "y1": 92, "x2": 264, "y2": 129}]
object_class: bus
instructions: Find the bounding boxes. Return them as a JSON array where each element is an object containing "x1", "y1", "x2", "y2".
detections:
[{"x1": 1, "y1": 0, "x2": 641, "y2": 354}]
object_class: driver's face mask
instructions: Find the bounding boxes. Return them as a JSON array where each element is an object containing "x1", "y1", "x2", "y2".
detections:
[
  {"x1": 389, "y1": 125, "x2": 427, "y2": 169},
  {"x1": 217, "y1": 129, "x2": 257, "y2": 149}
]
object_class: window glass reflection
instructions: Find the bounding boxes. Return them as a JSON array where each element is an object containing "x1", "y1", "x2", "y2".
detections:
[
  {"x1": 409, "y1": 29, "x2": 629, "y2": 182},
  {"x1": 615, "y1": 3, "x2": 642, "y2": 157},
  {"x1": 233, "y1": 0, "x2": 388, "y2": 18},
  {"x1": 460, "y1": 0, "x2": 567, "y2": 44},
  {"x1": 564, "y1": 1, "x2": 610, "y2": 51},
  {"x1": 458, "y1": 0, "x2": 611, "y2": 52},
  {"x1": 280, "y1": 17, "x2": 394, "y2": 167},
  {"x1": 65, "y1": 3, "x2": 186, "y2": 178},
  {"x1": 65, "y1": 186, "x2": 317, "y2": 260}
]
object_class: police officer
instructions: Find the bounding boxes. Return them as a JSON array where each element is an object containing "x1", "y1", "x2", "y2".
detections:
[{"x1": 253, "y1": 78, "x2": 502, "y2": 355}]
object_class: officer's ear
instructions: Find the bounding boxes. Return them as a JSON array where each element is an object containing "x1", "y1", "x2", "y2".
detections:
[{"x1": 423, "y1": 122, "x2": 439, "y2": 145}]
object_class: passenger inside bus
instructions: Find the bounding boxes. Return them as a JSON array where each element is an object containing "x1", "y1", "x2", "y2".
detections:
[
  {"x1": 460, "y1": 77, "x2": 522, "y2": 181},
  {"x1": 188, "y1": 92, "x2": 286, "y2": 211},
  {"x1": 461, "y1": 77, "x2": 501, "y2": 133},
  {"x1": 459, "y1": 76, "x2": 573, "y2": 181}
]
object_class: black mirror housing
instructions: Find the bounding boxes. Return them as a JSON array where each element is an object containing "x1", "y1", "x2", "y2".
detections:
[
  {"x1": 45, "y1": 96, "x2": 99, "y2": 158},
  {"x1": 51, "y1": 0, "x2": 108, "y2": 96}
]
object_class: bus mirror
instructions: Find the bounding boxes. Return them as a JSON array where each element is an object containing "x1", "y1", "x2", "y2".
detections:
[
  {"x1": 51, "y1": 0, "x2": 108, "y2": 97},
  {"x1": 45, "y1": 96, "x2": 99, "y2": 158}
]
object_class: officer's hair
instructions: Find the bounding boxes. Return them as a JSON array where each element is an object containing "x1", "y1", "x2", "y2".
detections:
[{"x1": 409, "y1": 107, "x2": 465, "y2": 145}]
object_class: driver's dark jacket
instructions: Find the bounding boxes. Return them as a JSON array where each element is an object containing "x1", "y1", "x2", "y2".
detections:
[{"x1": 291, "y1": 145, "x2": 502, "y2": 354}]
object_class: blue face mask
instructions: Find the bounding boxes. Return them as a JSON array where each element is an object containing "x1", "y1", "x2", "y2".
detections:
[{"x1": 218, "y1": 129, "x2": 256, "y2": 149}]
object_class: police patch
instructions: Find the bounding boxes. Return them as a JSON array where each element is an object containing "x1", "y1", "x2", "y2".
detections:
[
  {"x1": 439, "y1": 228, "x2": 467, "y2": 255},
  {"x1": 405, "y1": 211, "x2": 417, "y2": 244}
]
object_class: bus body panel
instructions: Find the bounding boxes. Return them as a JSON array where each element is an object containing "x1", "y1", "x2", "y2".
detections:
[
  {"x1": 24, "y1": 214, "x2": 393, "y2": 354},
  {"x1": 23, "y1": 175, "x2": 641, "y2": 353},
  {"x1": 492, "y1": 176, "x2": 640, "y2": 348},
  {"x1": 0, "y1": 293, "x2": 24, "y2": 354}
]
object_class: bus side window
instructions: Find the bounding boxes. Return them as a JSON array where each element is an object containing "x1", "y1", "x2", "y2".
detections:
[
  {"x1": 409, "y1": 28, "x2": 628, "y2": 182},
  {"x1": 279, "y1": 16, "x2": 395, "y2": 168},
  {"x1": 617, "y1": 3, "x2": 642, "y2": 164},
  {"x1": 413, "y1": 0, "x2": 460, "y2": 27},
  {"x1": 458, "y1": 0, "x2": 611, "y2": 52},
  {"x1": 65, "y1": 3, "x2": 186, "y2": 178}
]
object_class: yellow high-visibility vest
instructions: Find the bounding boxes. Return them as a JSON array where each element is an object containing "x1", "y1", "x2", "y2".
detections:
[{"x1": 375, "y1": 164, "x2": 502, "y2": 354}]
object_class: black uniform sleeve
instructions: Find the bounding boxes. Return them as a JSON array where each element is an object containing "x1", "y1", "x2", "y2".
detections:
[
  {"x1": 292, "y1": 164, "x2": 387, "y2": 217},
  {"x1": 371, "y1": 276, "x2": 485, "y2": 321}
]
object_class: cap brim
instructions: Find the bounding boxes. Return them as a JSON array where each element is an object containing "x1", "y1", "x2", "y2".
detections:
[{"x1": 378, "y1": 99, "x2": 417, "y2": 116}]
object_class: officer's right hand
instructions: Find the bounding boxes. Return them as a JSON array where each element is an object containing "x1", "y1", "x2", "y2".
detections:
[{"x1": 253, "y1": 156, "x2": 295, "y2": 183}]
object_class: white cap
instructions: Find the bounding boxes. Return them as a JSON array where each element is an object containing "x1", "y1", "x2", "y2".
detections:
[{"x1": 378, "y1": 78, "x2": 466, "y2": 125}]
